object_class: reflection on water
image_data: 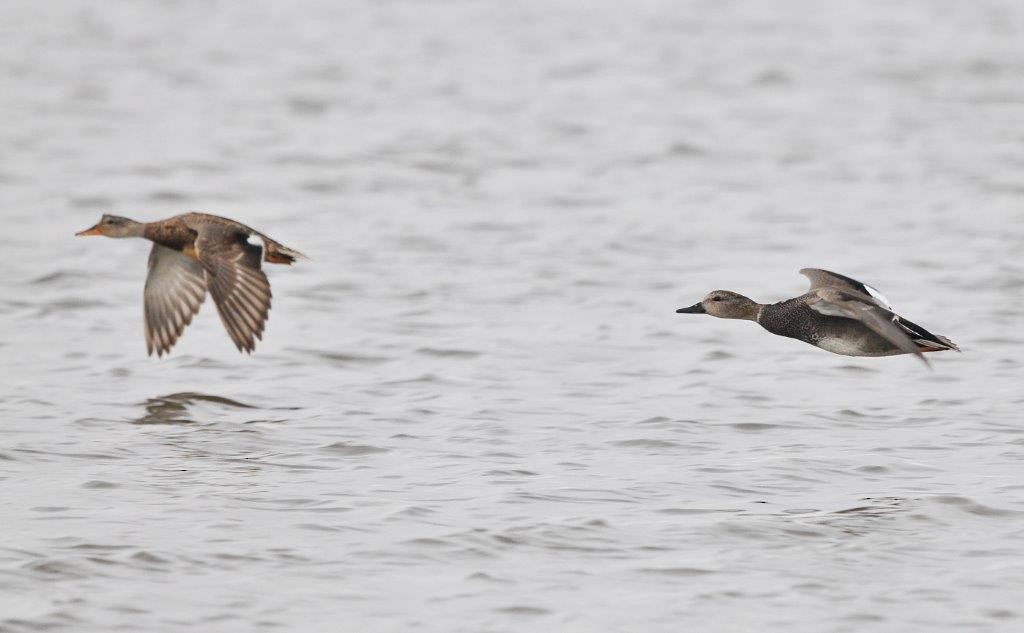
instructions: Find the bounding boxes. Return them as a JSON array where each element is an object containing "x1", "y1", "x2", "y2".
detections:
[{"x1": 132, "y1": 392, "x2": 256, "y2": 425}]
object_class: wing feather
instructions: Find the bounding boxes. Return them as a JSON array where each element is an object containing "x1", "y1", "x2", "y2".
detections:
[
  {"x1": 800, "y1": 268, "x2": 893, "y2": 309},
  {"x1": 144, "y1": 244, "x2": 207, "y2": 357},
  {"x1": 191, "y1": 223, "x2": 272, "y2": 353},
  {"x1": 807, "y1": 288, "x2": 927, "y2": 365}
]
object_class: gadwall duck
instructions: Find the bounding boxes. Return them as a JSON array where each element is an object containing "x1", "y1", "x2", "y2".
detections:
[
  {"x1": 76, "y1": 212, "x2": 304, "y2": 356},
  {"x1": 676, "y1": 268, "x2": 958, "y2": 366}
]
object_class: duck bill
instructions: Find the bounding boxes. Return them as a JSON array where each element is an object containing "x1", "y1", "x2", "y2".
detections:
[
  {"x1": 676, "y1": 303, "x2": 706, "y2": 314},
  {"x1": 75, "y1": 224, "x2": 102, "y2": 236}
]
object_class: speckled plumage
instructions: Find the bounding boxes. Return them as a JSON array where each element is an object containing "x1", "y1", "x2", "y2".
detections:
[
  {"x1": 758, "y1": 295, "x2": 915, "y2": 357},
  {"x1": 677, "y1": 268, "x2": 958, "y2": 367}
]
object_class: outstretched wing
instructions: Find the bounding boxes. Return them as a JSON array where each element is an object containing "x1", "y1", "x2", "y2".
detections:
[
  {"x1": 144, "y1": 244, "x2": 207, "y2": 357},
  {"x1": 192, "y1": 223, "x2": 272, "y2": 353},
  {"x1": 807, "y1": 287, "x2": 927, "y2": 365},
  {"x1": 799, "y1": 268, "x2": 893, "y2": 310}
]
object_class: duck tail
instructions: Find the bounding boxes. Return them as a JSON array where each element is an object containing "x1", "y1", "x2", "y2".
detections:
[
  {"x1": 934, "y1": 334, "x2": 960, "y2": 352},
  {"x1": 263, "y1": 239, "x2": 307, "y2": 265},
  {"x1": 916, "y1": 334, "x2": 959, "y2": 353},
  {"x1": 897, "y1": 316, "x2": 959, "y2": 353}
]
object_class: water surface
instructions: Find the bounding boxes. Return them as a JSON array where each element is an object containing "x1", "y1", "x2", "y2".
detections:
[{"x1": 2, "y1": 1, "x2": 1024, "y2": 631}]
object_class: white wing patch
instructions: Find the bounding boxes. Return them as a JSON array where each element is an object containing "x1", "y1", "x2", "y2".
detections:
[{"x1": 862, "y1": 283, "x2": 893, "y2": 310}]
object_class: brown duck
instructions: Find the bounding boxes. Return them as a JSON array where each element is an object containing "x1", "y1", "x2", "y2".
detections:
[{"x1": 76, "y1": 212, "x2": 304, "y2": 357}]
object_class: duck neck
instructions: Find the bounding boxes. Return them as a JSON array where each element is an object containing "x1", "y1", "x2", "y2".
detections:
[
  {"x1": 722, "y1": 296, "x2": 762, "y2": 322},
  {"x1": 125, "y1": 220, "x2": 147, "y2": 238}
]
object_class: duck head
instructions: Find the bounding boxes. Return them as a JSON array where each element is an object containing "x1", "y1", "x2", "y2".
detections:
[
  {"x1": 76, "y1": 214, "x2": 145, "y2": 238},
  {"x1": 677, "y1": 290, "x2": 759, "y2": 320}
]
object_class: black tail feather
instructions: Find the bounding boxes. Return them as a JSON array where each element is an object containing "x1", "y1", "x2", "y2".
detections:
[{"x1": 896, "y1": 316, "x2": 958, "y2": 351}]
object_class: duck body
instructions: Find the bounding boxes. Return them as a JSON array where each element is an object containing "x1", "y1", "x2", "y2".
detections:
[
  {"x1": 143, "y1": 215, "x2": 198, "y2": 254},
  {"x1": 140, "y1": 213, "x2": 301, "y2": 264},
  {"x1": 76, "y1": 212, "x2": 304, "y2": 356},
  {"x1": 757, "y1": 295, "x2": 934, "y2": 357},
  {"x1": 677, "y1": 268, "x2": 958, "y2": 366}
]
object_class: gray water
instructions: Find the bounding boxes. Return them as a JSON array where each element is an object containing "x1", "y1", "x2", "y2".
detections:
[{"x1": 2, "y1": 1, "x2": 1024, "y2": 631}]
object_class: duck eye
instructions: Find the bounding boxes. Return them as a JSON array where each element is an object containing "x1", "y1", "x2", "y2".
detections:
[{"x1": 711, "y1": 296, "x2": 722, "y2": 302}]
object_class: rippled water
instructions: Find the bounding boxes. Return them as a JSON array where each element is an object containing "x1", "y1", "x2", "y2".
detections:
[{"x1": 2, "y1": 1, "x2": 1024, "y2": 631}]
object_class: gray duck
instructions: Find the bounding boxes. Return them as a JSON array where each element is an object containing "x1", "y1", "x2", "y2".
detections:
[{"x1": 676, "y1": 268, "x2": 958, "y2": 366}]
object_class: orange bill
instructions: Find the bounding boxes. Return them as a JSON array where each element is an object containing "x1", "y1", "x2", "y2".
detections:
[{"x1": 75, "y1": 224, "x2": 102, "y2": 236}]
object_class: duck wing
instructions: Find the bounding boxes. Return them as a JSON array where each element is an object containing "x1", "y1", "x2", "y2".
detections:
[
  {"x1": 144, "y1": 244, "x2": 208, "y2": 357},
  {"x1": 806, "y1": 287, "x2": 928, "y2": 365},
  {"x1": 799, "y1": 268, "x2": 893, "y2": 309},
  {"x1": 191, "y1": 221, "x2": 272, "y2": 353}
]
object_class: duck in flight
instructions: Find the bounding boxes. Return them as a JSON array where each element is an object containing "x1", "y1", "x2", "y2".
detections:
[
  {"x1": 76, "y1": 212, "x2": 304, "y2": 357},
  {"x1": 676, "y1": 268, "x2": 958, "y2": 366}
]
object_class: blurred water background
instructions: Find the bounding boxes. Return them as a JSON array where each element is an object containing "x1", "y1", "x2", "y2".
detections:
[{"x1": 2, "y1": 1, "x2": 1024, "y2": 631}]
